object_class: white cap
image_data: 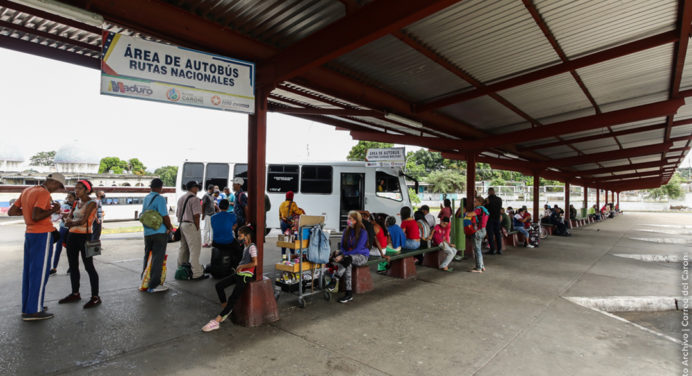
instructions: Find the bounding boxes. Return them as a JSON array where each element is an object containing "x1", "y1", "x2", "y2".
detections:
[
  {"x1": 46, "y1": 173, "x2": 66, "y2": 188},
  {"x1": 233, "y1": 177, "x2": 244, "y2": 185}
]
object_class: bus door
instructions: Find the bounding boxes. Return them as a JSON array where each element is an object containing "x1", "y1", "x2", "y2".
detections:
[{"x1": 340, "y1": 172, "x2": 364, "y2": 230}]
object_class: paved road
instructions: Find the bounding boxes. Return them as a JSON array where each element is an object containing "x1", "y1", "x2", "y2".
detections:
[{"x1": 0, "y1": 212, "x2": 687, "y2": 375}]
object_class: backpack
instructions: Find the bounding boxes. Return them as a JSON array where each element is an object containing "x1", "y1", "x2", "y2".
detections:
[
  {"x1": 139, "y1": 194, "x2": 163, "y2": 230},
  {"x1": 463, "y1": 213, "x2": 477, "y2": 235},
  {"x1": 307, "y1": 225, "x2": 330, "y2": 264},
  {"x1": 175, "y1": 262, "x2": 192, "y2": 280},
  {"x1": 208, "y1": 241, "x2": 242, "y2": 279}
]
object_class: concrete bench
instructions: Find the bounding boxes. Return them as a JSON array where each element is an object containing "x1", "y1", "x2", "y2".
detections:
[{"x1": 503, "y1": 230, "x2": 519, "y2": 247}]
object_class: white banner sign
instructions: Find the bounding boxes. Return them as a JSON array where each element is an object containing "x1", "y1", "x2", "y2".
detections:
[
  {"x1": 366, "y1": 147, "x2": 406, "y2": 163},
  {"x1": 100, "y1": 31, "x2": 255, "y2": 114}
]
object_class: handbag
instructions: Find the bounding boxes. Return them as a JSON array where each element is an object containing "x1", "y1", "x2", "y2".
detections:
[
  {"x1": 171, "y1": 194, "x2": 195, "y2": 243},
  {"x1": 139, "y1": 193, "x2": 163, "y2": 229},
  {"x1": 85, "y1": 206, "x2": 102, "y2": 257}
]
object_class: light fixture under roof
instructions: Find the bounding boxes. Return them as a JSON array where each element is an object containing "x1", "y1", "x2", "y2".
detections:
[
  {"x1": 384, "y1": 112, "x2": 423, "y2": 129},
  {"x1": 9, "y1": 0, "x2": 104, "y2": 27}
]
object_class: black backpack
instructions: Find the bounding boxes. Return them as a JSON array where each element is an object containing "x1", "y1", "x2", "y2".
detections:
[{"x1": 208, "y1": 241, "x2": 243, "y2": 279}]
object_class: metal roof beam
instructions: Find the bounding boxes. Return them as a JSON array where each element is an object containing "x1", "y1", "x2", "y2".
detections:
[
  {"x1": 587, "y1": 171, "x2": 662, "y2": 182},
  {"x1": 350, "y1": 130, "x2": 465, "y2": 150},
  {"x1": 665, "y1": 0, "x2": 692, "y2": 141},
  {"x1": 272, "y1": 107, "x2": 382, "y2": 117},
  {"x1": 545, "y1": 143, "x2": 674, "y2": 168},
  {"x1": 257, "y1": 0, "x2": 461, "y2": 87},
  {"x1": 416, "y1": 30, "x2": 679, "y2": 113},
  {"x1": 574, "y1": 161, "x2": 671, "y2": 176},
  {"x1": 0, "y1": 33, "x2": 99, "y2": 69},
  {"x1": 521, "y1": 118, "x2": 692, "y2": 151},
  {"x1": 465, "y1": 98, "x2": 685, "y2": 150}
]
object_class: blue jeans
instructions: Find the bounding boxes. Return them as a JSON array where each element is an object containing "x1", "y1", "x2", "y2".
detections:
[
  {"x1": 53, "y1": 226, "x2": 69, "y2": 269},
  {"x1": 404, "y1": 239, "x2": 420, "y2": 251},
  {"x1": 473, "y1": 228, "x2": 486, "y2": 270}
]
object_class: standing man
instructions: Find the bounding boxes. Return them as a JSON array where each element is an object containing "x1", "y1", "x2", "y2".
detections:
[
  {"x1": 484, "y1": 188, "x2": 503, "y2": 255},
  {"x1": 222, "y1": 186, "x2": 235, "y2": 210},
  {"x1": 92, "y1": 191, "x2": 105, "y2": 240},
  {"x1": 232, "y1": 177, "x2": 248, "y2": 229},
  {"x1": 9, "y1": 173, "x2": 65, "y2": 321},
  {"x1": 177, "y1": 181, "x2": 208, "y2": 280},
  {"x1": 142, "y1": 178, "x2": 174, "y2": 292},
  {"x1": 201, "y1": 185, "x2": 216, "y2": 248}
]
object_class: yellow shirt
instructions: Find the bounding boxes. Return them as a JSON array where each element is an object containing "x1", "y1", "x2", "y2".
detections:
[{"x1": 279, "y1": 201, "x2": 301, "y2": 220}]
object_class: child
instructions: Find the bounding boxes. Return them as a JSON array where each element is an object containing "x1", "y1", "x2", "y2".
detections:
[
  {"x1": 467, "y1": 196, "x2": 489, "y2": 273},
  {"x1": 202, "y1": 225, "x2": 257, "y2": 332},
  {"x1": 379, "y1": 216, "x2": 405, "y2": 273},
  {"x1": 431, "y1": 217, "x2": 457, "y2": 272},
  {"x1": 414, "y1": 210, "x2": 432, "y2": 249}
]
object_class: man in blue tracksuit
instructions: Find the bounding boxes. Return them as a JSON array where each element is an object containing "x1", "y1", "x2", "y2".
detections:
[{"x1": 9, "y1": 173, "x2": 65, "y2": 321}]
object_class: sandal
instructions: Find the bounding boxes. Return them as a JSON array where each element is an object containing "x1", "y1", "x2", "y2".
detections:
[
  {"x1": 469, "y1": 269, "x2": 483, "y2": 273},
  {"x1": 440, "y1": 267, "x2": 454, "y2": 272}
]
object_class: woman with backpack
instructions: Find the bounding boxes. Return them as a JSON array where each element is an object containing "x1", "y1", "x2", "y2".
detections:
[{"x1": 466, "y1": 196, "x2": 489, "y2": 273}]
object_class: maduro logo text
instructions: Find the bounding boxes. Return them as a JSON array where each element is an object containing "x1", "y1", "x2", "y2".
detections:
[{"x1": 108, "y1": 81, "x2": 153, "y2": 96}]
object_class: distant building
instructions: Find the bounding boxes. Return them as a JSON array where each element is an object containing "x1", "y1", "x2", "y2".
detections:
[
  {"x1": 54, "y1": 145, "x2": 99, "y2": 174},
  {"x1": 0, "y1": 144, "x2": 24, "y2": 171},
  {"x1": 0, "y1": 172, "x2": 158, "y2": 187}
]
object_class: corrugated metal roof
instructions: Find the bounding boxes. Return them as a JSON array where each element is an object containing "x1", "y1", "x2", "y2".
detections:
[
  {"x1": 674, "y1": 100, "x2": 692, "y2": 121},
  {"x1": 168, "y1": 0, "x2": 345, "y2": 48},
  {"x1": 406, "y1": 0, "x2": 560, "y2": 84},
  {"x1": 599, "y1": 159, "x2": 630, "y2": 168},
  {"x1": 616, "y1": 129, "x2": 665, "y2": 145},
  {"x1": 671, "y1": 123, "x2": 692, "y2": 138},
  {"x1": 680, "y1": 39, "x2": 692, "y2": 91},
  {"x1": 333, "y1": 35, "x2": 471, "y2": 102},
  {"x1": 572, "y1": 163, "x2": 600, "y2": 170},
  {"x1": 438, "y1": 95, "x2": 524, "y2": 130},
  {"x1": 497, "y1": 73, "x2": 593, "y2": 120},
  {"x1": 577, "y1": 43, "x2": 674, "y2": 107},
  {"x1": 630, "y1": 155, "x2": 664, "y2": 164},
  {"x1": 610, "y1": 117, "x2": 666, "y2": 132},
  {"x1": 534, "y1": 0, "x2": 678, "y2": 58},
  {"x1": 535, "y1": 146, "x2": 578, "y2": 159},
  {"x1": 572, "y1": 137, "x2": 618, "y2": 152}
]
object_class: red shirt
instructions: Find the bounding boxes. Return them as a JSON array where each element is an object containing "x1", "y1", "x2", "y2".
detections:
[
  {"x1": 522, "y1": 212, "x2": 531, "y2": 229},
  {"x1": 374, "y1": 224, "x2": 387, "y2": 249},
  {"x1": 400, "y1": 218, "x2": 420, "y2": 240}
]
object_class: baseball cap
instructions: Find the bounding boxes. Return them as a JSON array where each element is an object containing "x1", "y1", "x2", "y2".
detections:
[
  {"x1": 46, "y1": 173, "x2": 66, "y2": 188},
  {"x1": 150, "y1": 178, "x2": 164, "y2": 188},
  {"x1": 186, "y1": 180, "x2": 201, "y2": 190},
  {"x1": 233, "y1": 177, "x2": 244, "y2": 185}
]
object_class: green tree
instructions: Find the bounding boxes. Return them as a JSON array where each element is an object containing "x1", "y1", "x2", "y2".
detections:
[
  {"x1": 408, "y1": 187, "x2": 421, "y2": 204},
  {"x1": 407, "y1": 149, "x2": 446, "y2": 173},
  {"x1": 346, "y1": 141, "x2": 394, "y2": 161},
  {"x1": 127, "y1": 158, "x2": 147, "y2": 175},
  {"x1": 647, "y1": 173, "x2": 685, "y2": 200},
  {"x1": 154, "y1": 166, "x2": 178, "y2": 187},
  {"x1": 404, "y1": 157, "x2": 427, "y2": 180},
  {"x1": 425, "y1": 170, "x2": 465, "y2": 193},
  {"x1": 98, "y1": 157, "x2": 128, "y2": 174},
  {"x1": 29, "y1": 151, "x2": 56, "y2": 166}
]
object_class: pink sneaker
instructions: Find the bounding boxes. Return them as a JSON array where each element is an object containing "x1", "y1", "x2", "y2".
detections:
[{"x1": 202, "y1": 319, "x2": 220, "y2": 332}]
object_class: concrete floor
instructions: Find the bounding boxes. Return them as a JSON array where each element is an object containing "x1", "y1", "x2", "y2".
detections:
[{"x1": 0, "y1": 212, "x2": 687, "y2": 375}]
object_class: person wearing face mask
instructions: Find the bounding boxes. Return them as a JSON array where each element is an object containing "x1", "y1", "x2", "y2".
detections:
[
  {"x1": 202, "y1": 225, "x2": 257, "y2": 332},
  {"x1": 326, "y1": 211, "x2": 370, "y2": 304}
]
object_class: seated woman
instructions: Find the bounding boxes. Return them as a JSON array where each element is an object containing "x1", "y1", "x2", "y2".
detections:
[
  {"x1": 569, "y1": 205, "x2": 578, "y2": 221},
  {"x1": 326, "y1": 211, "x2": 370, "y2": 303},
  {"x1": 399, "y1": 206, "x2": 421, "y2": 258},
  {"x1": 512, "y1": 208, "x2": 534, "y2": 248},
  {"x1": 379, "y1": 215, "x2": 405, "y2": 273},
  {"x1": 431, "y1": 217, "x2": 457, "y2": 272}
]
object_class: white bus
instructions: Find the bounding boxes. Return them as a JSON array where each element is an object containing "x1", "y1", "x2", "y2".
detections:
[{"x1": 175, "y1": 161, "x2": 412, "y2": 231}]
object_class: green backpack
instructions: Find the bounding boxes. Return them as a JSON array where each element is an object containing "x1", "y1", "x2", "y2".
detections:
[
  {"x1": 175, "y1": 263, "x2": 192, "y2": 280},
  {"x1": 139, "y1": 194, "x2": 163, "y2": 230}
]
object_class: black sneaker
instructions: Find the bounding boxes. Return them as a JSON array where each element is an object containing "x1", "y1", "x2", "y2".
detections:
[
  {"x1": 49, "y1": 269, "x2": 57, "y2": 276},
  {"x1": 58, "y1": 293, "x2": 81, "y2": 304},
  {"x1": 338, "y1": 293, "x2": 353, "y2": 304},
  {"x1": 22, "y1": 311, "x2": 54, "y2": 321},
  {"x1": 83, "y1": 296, "x2": 101, "y2": 309},
  {"x1": 191, "y1": 274, "x2": 210, "y2": 281}
]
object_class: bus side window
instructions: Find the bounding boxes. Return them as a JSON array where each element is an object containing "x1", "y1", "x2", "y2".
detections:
[
  {"x1": 181, "y1": 162, "x2": 204, "y2": 191},
  {"x1": 376, "y1": 171, "x2": 402, "y2": 201},
  {"x1": 233, "y1": 164, "x2": 248, "y2": 192},
  {"x1": 205, "y1": 163, "x2": 229, "y2": 191},
  {"x1": 301, "y1": 166, "x2": 332, "y2": 194},
  {"x1": 267, "y1": 165, "x2": 299, "y2": 193}
]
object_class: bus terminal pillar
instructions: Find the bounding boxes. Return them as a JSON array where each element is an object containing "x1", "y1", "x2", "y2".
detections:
[
  {"x1": 533, "y1": 171, "x2": 540, "y2": 224},
  {"x1": 465, "y1": 152, "x2": 476, "y2": 254},
  {"x1": 564, "y1": 182, "x2": 570, "y2": 228},
  {"x1": 596, "y1": 188, "x2": 600, "y2": 211},
  {"x1": 232, "y1": 89, "x2": 279, "y2": 327},
  {"x1": 583, "y1": 186, "x2": 588, "y2": 218}
]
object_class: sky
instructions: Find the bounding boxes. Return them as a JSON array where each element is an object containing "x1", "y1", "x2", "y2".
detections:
[
  {"x1": 0, "y1": 47, "x2": 408, "y2": 171},
  {"x1": 0, "y1": 47, "x2": 690, "y2": 173}
]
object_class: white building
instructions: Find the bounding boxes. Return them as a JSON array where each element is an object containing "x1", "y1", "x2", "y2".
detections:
[
  {"x1": 54, "y1": 145, "x2": 99, "y2": 174},
  {"x1": 0, "y1": 144, "x2": 24, "y2": 171}
]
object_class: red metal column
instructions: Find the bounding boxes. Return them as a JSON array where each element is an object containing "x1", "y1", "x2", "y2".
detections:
[
  {"x1": 596, "y1": 188, "x2": 600, "y2": 209},
  {"x1": 466, "y1": 153, "x2": 476, "y2": 210},
  {"x1": 565, "y1": 182, "x2": 570, "y2": 227},
  {"x1": 583, "y1": 186, "x2": 588, "y2": 216},
  {"x1": 233, "y1": 89, "x2": 279, "y2": 327},
  {"x1": 533, "y1": 171, "x2": 540, "y2": 224},
  {"x1": 248, "y1": 91, "x2": 268, "y2": 279}
]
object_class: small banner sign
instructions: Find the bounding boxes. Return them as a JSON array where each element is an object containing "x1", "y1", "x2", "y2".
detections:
[
  {"x1": 100, "y1": 31, "x2": 255, "y2": 114},
  {"x1": 365, "y1": 147, "x2": 406, "y2": 167}
]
